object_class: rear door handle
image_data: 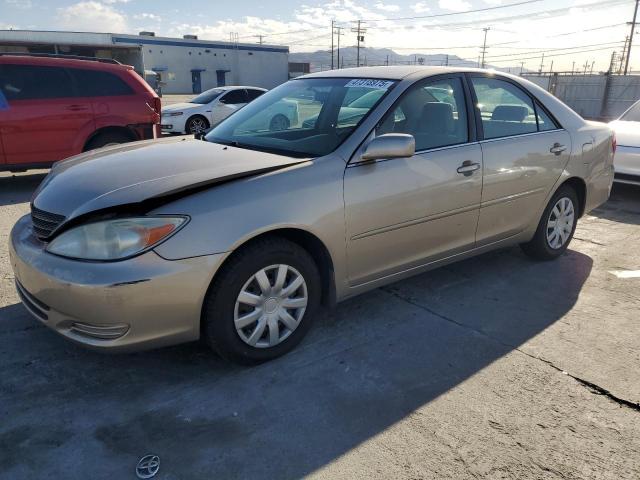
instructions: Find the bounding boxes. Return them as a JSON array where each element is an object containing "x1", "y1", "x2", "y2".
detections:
[
  {"x1": 550, "y1": 143, "x2": 567, "y2": 155},
  {"x1": 66, "y1": 104, "x2": 89, "y2": 111},
  {"x1": 457, "y1": 160, "x2": 481, "y2": 175}
]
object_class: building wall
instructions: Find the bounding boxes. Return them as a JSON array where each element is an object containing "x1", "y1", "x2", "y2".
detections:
[
  {"x1": 113, "y1": 35, "x2": 289, "y2": 94},
  {"x1": 0, "y1": 30, "x2": 290, "y2": 95}
]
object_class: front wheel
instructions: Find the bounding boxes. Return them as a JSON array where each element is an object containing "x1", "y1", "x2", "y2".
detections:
[
  {"x1": 185, "y1": 115, "x2": 210, "y2": 134},
  {"x1": 269, "y1": 114, "x2": 290, "y2": 131},
  {"x1": 202, "y1": 237, "x2": 321, "y2": 364},
  {"x1": 521, "y1": 185, "x2": 578, "y2": 260}
]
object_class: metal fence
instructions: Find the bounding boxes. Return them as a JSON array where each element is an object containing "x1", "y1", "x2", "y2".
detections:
[{"x1": 523, "y1": 73, "x2": 640, "y2": 121}]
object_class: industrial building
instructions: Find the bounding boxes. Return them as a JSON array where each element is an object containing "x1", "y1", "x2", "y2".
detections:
[{"x1": 0, "y1": 30, "x2": 290, "y2": 94}]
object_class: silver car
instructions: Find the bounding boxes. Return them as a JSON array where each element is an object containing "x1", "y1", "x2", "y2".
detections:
[
  {"x1": 10, "y1": 67, "x2": 614, "y2": 364},
  {"x1": 609, "y1": 99, "x2": 640, "y2": 185}
]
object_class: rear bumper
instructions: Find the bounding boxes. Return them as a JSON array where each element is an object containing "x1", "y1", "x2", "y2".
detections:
[
  {"x1": 614, "y1": 146, "x2": 640, "y2": 182},
  {"x1": 9, "y1": 214, "x2": 224, "y2": 352}
]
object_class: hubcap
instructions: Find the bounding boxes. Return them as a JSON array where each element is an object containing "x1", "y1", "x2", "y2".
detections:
[
  {"x1": 190, "y1": 118, "x2": 206, "y2": 133},
  {"x1": 546, "y1": 197, "x2": 575, "y2": 249},
  {"x1": 234, "y1": 264, "x2": 308, "y2": 349}
]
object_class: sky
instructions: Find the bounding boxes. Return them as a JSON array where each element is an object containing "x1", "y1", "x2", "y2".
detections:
[{"x1": 0, "y1": 0, "x2": 637, "y2": 71}]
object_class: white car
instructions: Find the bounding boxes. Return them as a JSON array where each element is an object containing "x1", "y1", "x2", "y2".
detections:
[
  {"x1": 610, "y1": 100, "x2": 640, "y2": 185},
  {"x1": 161, "y1": 86, "x2": 267, "y2": 134}
]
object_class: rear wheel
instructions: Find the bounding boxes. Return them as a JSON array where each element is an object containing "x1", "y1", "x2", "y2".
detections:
[
  {"x1": 186, "y1": 115, "x2": 210, "y2": 134},
  {"x1": 521, "y1": 184, "x2": 578, "y2": 260},
  {"x1": 202, "y1": 237, "x2": 321, "y2": 364},
  {"x1": 84, "y1": 131, "x2": 132, "y2": 151}
]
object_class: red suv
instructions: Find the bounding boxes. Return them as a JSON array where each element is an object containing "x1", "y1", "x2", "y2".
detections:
[{"x1": 0, "y1": 54, "x2": 161, "y2": 171}]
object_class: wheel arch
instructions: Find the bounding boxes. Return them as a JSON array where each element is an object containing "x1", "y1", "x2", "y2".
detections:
[
  {"x1": 205, "y1": 227, "x2": 337, "y2": 311},
  {"x1": 83, "y1": 126, "x2": 137, "y2": 151},
  {"x1": 559, "y1": 176, "x2": 587, "y2": 218}
]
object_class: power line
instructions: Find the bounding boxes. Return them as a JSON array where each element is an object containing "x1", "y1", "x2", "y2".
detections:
[
  {"x1": 360, "y1": 0, "x2": 544, "y2": 22},
  {"x1": 488, "y1": 45, "x2": 621, "y2": 63},
  {"x1": 484, "y1": 41, "x2": 625, "y2": 59}
]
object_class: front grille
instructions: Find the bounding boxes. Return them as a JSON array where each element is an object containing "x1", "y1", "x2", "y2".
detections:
[{"x1": 31, "y1": 205, "x2": 66, "y2": 240}]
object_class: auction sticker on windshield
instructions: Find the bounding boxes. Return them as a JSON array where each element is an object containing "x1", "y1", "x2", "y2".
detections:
[{"x1": 344, "y1": 79, "x2": 394, "y2": 89}]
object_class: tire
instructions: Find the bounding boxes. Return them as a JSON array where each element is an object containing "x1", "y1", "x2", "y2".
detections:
[
  {"x1": 84, "y1": 131, "x2": 132, "y2": 151},
  {"x1": 520, "y1": 184, "x2": 579, "y2": 261},
  {"x1": 185, "y1": 115, "x2": 210, "y2": 134},
  {"x1": 203, "y1": 237, "x2": 321, "y2": 365},
  {"x1": 269, "y1": 114, "x2": 290, "y2": 131}
]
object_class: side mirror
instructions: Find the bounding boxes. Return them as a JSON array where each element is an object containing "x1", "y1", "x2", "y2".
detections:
[{"x1": 361, "y1": 134, "x2": 415, "y2": 161}]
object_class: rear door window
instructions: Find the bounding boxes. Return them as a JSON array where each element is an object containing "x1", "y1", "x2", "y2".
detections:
[
  {"x1": 246, "y1": 89, "x2": 265, "y2": 101},
  {"x1": 220, "y1": 89, "x2": 248, "y2": 105},
  {"x1": 0, "y1": 64, "x2": 74, "y2": 100},
  {"x1": 470, "y1": 77, "x2": 537, "y2": 140},
  {"x1": 536, "y1": 102, "x2": 559, "y2": 131},
  {"x1": 68, "y1": 68, "x2": 134, "y2": 97}
]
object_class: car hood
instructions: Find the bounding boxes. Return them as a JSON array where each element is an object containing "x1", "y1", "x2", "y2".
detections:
[
  {"x1": 161, "y1": 102, "x2": 200, "y2": 113},
  {"x1": 609, "y1": 120, "x2": 640, "y2": 147},
  {"x1": 32, "y1": 136, "x2": 309, "y2": 224}
]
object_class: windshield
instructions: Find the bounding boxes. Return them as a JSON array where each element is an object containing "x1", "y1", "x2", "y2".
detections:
[
  {"x1": 205, "y1": 78, "x2": 396, "y2": 157},
  {"x1": 190, "y1": 88, "x2": 224, "y2": 104},
  {"x1": 620, "y1": 100, "x2": 640, "y2": 122}
]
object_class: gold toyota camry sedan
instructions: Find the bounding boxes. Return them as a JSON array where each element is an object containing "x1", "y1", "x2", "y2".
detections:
[{"x1": 9, "y1": 67, "x2": 615, "y2": 364}]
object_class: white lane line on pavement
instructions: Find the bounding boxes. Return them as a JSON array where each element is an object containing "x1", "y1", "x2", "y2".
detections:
[{"x1": 609, "y1": 270, "x2": 640, "y2": 279}]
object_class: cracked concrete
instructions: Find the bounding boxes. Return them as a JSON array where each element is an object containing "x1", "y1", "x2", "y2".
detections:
[{"x1": 1, "y1": 172, "x2": 639, "y2": 479}]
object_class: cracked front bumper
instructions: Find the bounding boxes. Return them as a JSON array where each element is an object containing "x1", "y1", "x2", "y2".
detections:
[{"x1": 9, "y1": 214, "x2": 224, "y2": 352}]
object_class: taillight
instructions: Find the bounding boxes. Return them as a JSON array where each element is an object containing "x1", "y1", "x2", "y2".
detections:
[{"x1": 612, "y1": 133, "x2": 617, "y2": 155}]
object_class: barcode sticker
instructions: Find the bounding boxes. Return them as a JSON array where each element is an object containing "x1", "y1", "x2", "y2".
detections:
[{"x1": 344, "y1": 79, "x2": 394, "y2": 89}]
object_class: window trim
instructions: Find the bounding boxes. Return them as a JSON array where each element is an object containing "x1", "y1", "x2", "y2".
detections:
[
  {"x1": 366, "y1": 73, "x2": 477, "y2": 158},
  {"x1": 464, "y1": 73, "x2": 563, "y2": 142}
]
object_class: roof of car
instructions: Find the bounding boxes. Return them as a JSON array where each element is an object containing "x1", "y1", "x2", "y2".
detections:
[
  {"x1": 301, "y1": 66, "x2": 493, "y2": 80},
  {"x1": 0, "y1": 53, "x2": 132, "y2": 71},
  {"x1": 218, "y1": 85, "x2": 268, "y2": 91}
]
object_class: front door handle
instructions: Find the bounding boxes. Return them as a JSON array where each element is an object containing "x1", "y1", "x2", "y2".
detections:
[
  {"x1": 550, "y1": 143, "x2": 567, "y2": 155},
  {"x1": 457, "y1": 160, "x2": 481, "y2": 176},
  {"x1": 66, "y1": 104, "x2": 89, "y2": 111}
]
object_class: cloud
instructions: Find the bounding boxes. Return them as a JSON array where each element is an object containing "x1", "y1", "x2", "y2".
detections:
[
  {"x1": 411, "y1": 2, "x2": 430, "y2": 13},
  {"x1": 374, "y1": 2, "x2": 400, "y2": 12},
  {"x1": 56, "y1": 1, "x2": 128, "y2": 33},
  {"x1": 133, "y1": 12, "x2": 161, "y2": 21},
  {"x1": 438, "y1": 0, "x2": 472, "y2": 12},
  {"x1": 5, "y1": 0, "x2": 32, "y2": 9}
]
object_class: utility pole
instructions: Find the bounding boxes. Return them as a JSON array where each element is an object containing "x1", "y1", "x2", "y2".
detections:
[
  {"x1": 256, "y1": 35, "x2": 265, "y2": 44},
  {"x1": 624, "y1": 0, "x2": 639, "y2": 74},
  {"x1": 335, "y1": 26, "x2": 343, "y2": 69},
  {"x1": 331, "y1": 20, "x2": 334, "y2": 70},
  {"x1": 480, "y1": 27, "x2": 490, "y2": 68},
  {"x1": 520, "y1": 61, "x2": 525, "y2": 75},
  {"x1": 538, "y1": 53, "x2": 545, "y2": 74},
  {"x1": 549, "y1": 60, "x2": 554, "y2": 74},
  {"x1": 351, "y1": 20, "x2": 367, "y2": 67},
  {"x1": 571, "y1": 61, "x2": 575, "y2": 74},
  {"x1": 590, "y1": 60, "x2": 595, "y2": 74},
  {"x1": 445, "y1": 54, "x2": 449, "y2": 66},
  {"x1": 583, "y1": 61, "x2": 589, "y2": 74}
]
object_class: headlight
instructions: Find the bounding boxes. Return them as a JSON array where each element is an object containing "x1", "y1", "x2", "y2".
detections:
[
  {"x1": 164, "y1": 112, "x2": 184, "y2": 117},
  {"x1": 46, "y1": 216, "x2": 187, "y2": 261}
]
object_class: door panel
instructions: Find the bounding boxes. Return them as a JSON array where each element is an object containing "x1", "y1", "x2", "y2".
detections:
[
  {"x1": 476, "y1": 130, "x2": 572, "y2": 245},
  {"x1": 344, "y1": 143, "x2": 483, "y2": 285}
]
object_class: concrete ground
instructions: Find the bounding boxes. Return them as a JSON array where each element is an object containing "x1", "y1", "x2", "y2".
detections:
[{"x1": 0, "y1": 171, "x2": 639, "y2": 480}]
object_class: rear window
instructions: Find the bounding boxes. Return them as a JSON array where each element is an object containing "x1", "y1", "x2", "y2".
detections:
[
  {"x1": 68, "y1": 68, "x2": 134, "y2": 97},
  {"x1": 0, "y1": 64, "x2": 74, "y2": 100}
]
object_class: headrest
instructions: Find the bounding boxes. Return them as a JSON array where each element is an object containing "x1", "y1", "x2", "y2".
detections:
[
  {"x1": 420, "y1": 102, "x2": 454, "y2": 133},
  {"x1": 491, "y1": 104, "x2": 528, "y2": 122}
]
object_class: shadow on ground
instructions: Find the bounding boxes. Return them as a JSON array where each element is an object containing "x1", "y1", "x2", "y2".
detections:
[
  {"x1": 0, "y1": 172, "x2": 47, "y2": 207},
  {"x1": 0, "y1": 246, "x2": 592, "y2": 479},
  {"x1": 590, "y1": 183, "x2": 640, "y2": 224}
]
